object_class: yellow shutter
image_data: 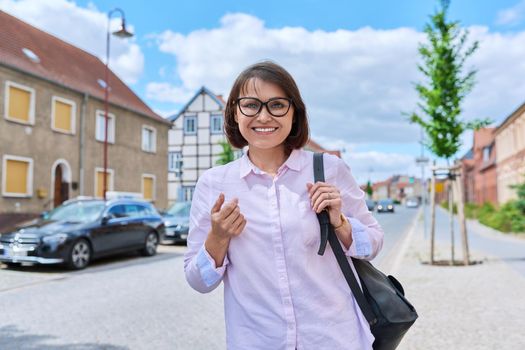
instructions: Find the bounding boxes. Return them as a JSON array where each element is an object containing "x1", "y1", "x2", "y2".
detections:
[
  {"x1": 96, "y1": 171, "x2": 112, "y2": 198},
  {"x1": 143, "y1": 177, "x2": 153, "y2": 200},
  {"x1": 6, "y1": 160, "x2": 29, "y2": 194},
  {"x1": 54, "y1": 100, "x2": 72, "y2": 132},
  {"x1": 8, "y1": 86, "x2": 31, "y2": 122}
]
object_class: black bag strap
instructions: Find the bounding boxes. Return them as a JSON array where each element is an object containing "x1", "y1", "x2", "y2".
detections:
[
  {"x1": 313, "y1": 153, "x2": 377, "y2": 326},
  {"x1": 313, "y1": 153, "x2": 330, "y2": 255}
]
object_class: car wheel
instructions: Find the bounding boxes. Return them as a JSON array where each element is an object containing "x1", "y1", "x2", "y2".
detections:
[
  {"x1": 67, "y1": 239, "x2": 91, "y2": 270},
  {"x1": 141, "y1": 232, "x2": 158, "y2": 257},
  {"x1": 3, "y1": 262, "x2": 21, "y2": 268}
]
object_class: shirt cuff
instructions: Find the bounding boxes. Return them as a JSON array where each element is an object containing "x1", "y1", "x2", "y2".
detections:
[
  {"x1": 196, "y1": 245, "x2": 228, "y2": 287},
  {"x1": 346, "y1": 217, "x2": 372, "y2": 258}
]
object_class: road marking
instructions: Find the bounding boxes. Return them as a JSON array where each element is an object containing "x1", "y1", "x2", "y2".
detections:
[{"x1": 378, "y1": 207, "x2": 422, "y2": 275}]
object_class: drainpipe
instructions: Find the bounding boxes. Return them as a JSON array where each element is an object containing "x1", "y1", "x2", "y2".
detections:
[{"x1": 79, "y1": 93, "x2": 89, "y2": 195}]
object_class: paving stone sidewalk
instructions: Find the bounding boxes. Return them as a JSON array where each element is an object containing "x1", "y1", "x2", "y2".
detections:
[{"x1": 396, "y1": 218, "x2": 525, "y2": 350}]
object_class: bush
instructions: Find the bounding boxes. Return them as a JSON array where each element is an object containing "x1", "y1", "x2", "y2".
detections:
[
  {"x1": 476, "y1": 201, "x2": 525, "y2": 233},
  {"x1": 439, "y1": 201, "x2": 524, "y2": 233},
  {"x1": 464, "y1": 203, "x2": 479, "y2": 219}
]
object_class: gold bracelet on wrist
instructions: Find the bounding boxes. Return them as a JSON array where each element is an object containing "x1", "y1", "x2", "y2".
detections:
[{"x1": 333, "y1": 213, "x2": 347, "y2": 230}]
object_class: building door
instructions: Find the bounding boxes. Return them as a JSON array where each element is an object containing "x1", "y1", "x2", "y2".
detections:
[{"x1": 53, "y1": 165, "x2": 69, "y2": 207}]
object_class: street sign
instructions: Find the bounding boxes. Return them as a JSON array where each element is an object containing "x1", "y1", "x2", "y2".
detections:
[{"x1": 415, "y1": 157, "x2": 429, "y2": 164}]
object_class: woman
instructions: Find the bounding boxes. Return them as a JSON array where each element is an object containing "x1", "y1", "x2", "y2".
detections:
[{"x1": 184, "y1": 61, "x2": 384, "y2": 350}]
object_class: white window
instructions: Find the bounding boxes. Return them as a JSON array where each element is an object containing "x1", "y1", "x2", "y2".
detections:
[
  {"x1": 95, "y1": 110, "x2": 115, "y2": 143},
  {"x1": 183, "y1": 186, "x2": 195, "y2": 201},
  {"x1": 51, "y1": 96, "x2": 76, "y2": 134},
  {"x1": 483, "y1": 146, "x2": 490, "y2": 162},
  {"x1": 211, "y1": 114, "x2": 223, "y2": 134},
  {"x1": 4, "y1": 81, "x2": 35, "y2": 125},
  {"x1": 184, "y1": 116, "x2": 197, "y2": 135},
  {"x1": 142, "y1": 126, "x2": 157, "y2": 153},
  {"x1": 2, "y1": 155, "x2": 33, "y2": 197},
  {"x1": 168, "y1": 152, "x2": 183, "y2": 178}
]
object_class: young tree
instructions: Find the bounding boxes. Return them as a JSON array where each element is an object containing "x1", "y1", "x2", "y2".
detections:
[
  {"x1": 410, "y1": 0, "x2": 489, "y2": 156},
  {"x1": 409, "y1": 0, "x2": 490, "y2": 265},
  {"x1": 365, "y1": 180, "x2": 373, "y2": 198},
  {"x1": 216, "y1": 140, "x2": 235, "y2": 165}
]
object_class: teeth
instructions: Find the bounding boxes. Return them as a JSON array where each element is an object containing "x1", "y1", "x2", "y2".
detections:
[{"x1": 254, "y1": 128, "x2": 276, "y2": 132}]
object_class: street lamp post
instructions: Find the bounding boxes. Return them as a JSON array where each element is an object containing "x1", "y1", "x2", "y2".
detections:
[
  {"x1": 416, "y1": 126, "x2": 429, "y2": 238},
  {"x1": 103, "y1": 8, "x2": 133, "y2": 200}
]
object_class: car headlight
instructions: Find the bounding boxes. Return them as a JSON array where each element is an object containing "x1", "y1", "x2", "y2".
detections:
[
  {"x1": 42, "y1": 233, "x2": 68, "y2": 244},
  {"x1": 388, "y1": 205, "x2": 393, "y2": 209},
  {"x1": 378, "y1": 205, "x2": 383, "y2": 209}
]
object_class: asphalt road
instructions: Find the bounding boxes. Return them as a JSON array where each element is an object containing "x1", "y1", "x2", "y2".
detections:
[
  {"x1": 0, "y1": 206, "x2": 417, "y2": 350},
  {"x1": 372, "y1": 205, "x2": 419, "y2": 267}
]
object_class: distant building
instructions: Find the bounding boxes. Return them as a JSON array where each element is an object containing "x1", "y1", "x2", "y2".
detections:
[
  {"x1": 371, "y1": 175, "x2": 422, "y2": 202},
  {"x1": 460, "y1": 148, "x2": 475, "y2": 203},
  {"x1": 304, "y1": 139, "x2": 341, "y2": 158},
  {"x1": 372, "y1": 180, "x2": 390, "y2": 201},
  {"x1": 460, "y1": 128, "x2": 498, "y2": 205},
  {"x1": 495, "y1": 102, "x2": 525, "y2": 203},
  {"x1": 167, "y1": 87, "x2": 233, "y2": 204},
  {"x1": 0, "y1": 11, "x2": 170, "y2": 214}
]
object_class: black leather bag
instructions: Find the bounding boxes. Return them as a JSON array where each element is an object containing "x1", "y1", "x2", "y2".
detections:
[{"x1": 313, "y1": 153, "x2": 418, "y2": 350}]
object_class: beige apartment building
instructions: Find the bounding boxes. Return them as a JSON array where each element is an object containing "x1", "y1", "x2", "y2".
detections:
[
  {"x1": 0, "y1": 11, "x2": 170, "y2": 214},
  {"x1": 495, "y1": 101, "x2": 525, "y2": 203}
]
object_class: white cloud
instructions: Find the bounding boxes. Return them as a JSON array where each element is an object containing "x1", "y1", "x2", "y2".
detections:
[
  {"x1": 345, "y1": 151, "x2": 420, "y2": 184},
  {"x1": 0, "y1": 0, "x2": 144, "y2": 84},
  {"x1": 150, "y1": 13, "x2": 525, "y2": 149},
  {"x1": 145, "y1": 82, "x2": 195, "y2": 104},
  {"x1": 151, "y1": 13, "x2": 425, "y2": 144},
  {"x1": 153, "y1": 107, "x2": 182, "y2": 120},
  {"x1": 313, "y1": 136, "x2": 421, "y2": 184},
  {"x1": 496, "y1": 0, "x2": 525, "y2": 26},
  {"x1": 145, "y1": 12, "x2": 525, "y2": 182}
]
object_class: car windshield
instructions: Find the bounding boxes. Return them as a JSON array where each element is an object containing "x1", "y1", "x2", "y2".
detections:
[
  {"x1": 379, "y1": 200, "x2": 393, "y2": 205},
  {"x1": 166, "y1": 202, "x2": 191, "y2": 217},
  {"x1": 48, "y1": 201, "x2": 105, "y2": 223}
]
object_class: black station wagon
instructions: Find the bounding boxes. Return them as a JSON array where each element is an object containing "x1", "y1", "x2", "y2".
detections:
[{"x1": 0, "y1": 198, "x2": 165, "y2": 270}]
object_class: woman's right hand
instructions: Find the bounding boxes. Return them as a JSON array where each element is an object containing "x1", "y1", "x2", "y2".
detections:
[{"x1": 209, "y1": 193, "x2": 246, "y2": 242}]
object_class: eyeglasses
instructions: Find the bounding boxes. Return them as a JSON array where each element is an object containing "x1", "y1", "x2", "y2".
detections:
[{"x1": 236, "y1": 97, "x2": 293, "y2": 117}]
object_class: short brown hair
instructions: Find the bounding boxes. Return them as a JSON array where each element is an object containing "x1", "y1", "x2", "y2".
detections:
[{"x1": 224, "y1": 61, "x2": 309, "y2": 153}]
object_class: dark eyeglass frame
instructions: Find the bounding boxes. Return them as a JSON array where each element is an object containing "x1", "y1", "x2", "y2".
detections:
[{"x1": 235, "y1": 97, "x2": 293, "y2": 117}]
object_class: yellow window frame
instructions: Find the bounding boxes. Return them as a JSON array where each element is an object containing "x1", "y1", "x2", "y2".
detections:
[
  {"x1": 52, "y1": 96, "x2": 76, "y2": 134},
  {"x1": 4, "y1": 81, "x2": 35, "y2": 125},
  {"x1": 2, "y1": 155, "x2": 33, "y2": 197}
]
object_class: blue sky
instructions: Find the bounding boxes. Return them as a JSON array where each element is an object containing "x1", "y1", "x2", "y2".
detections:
[{"x1": 3, "y1": 0, "x2": 525, "y2": 184}]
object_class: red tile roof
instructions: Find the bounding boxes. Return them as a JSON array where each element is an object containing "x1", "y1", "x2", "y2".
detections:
[
  {"x1": 305, "y1": 139, "x2": 341, "y2": 157},
  {"x1": 0, "y1": 10, "x2": 167, "y2": 124}
]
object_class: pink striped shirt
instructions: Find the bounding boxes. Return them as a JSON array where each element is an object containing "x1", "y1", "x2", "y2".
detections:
[{"x1": 184, "y1": 149, "x2": 384, "y2": 350}]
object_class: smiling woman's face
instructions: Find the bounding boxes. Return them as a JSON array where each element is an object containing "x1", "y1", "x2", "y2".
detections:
[{"x1": 235, "y1": 78, "x2": 294, "y2": 155}]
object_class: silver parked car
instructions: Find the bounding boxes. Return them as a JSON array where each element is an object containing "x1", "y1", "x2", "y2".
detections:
[{"x1": 162, "y1": 202, "x2": 191, "y2": 244}]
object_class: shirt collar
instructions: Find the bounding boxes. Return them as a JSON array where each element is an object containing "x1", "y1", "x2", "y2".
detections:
[{"x1": 239, "y1": 149, "x2": 303, "y2": 179}]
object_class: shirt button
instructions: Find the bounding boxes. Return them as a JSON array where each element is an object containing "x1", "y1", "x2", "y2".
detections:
[{"x1": 288, "y1": 324, "x2": 295, "y2": 330}]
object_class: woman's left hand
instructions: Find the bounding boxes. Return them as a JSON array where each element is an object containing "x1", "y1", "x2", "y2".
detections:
[{"x1": 306, "y1": 181, "x2": 343, "y2": 227}]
